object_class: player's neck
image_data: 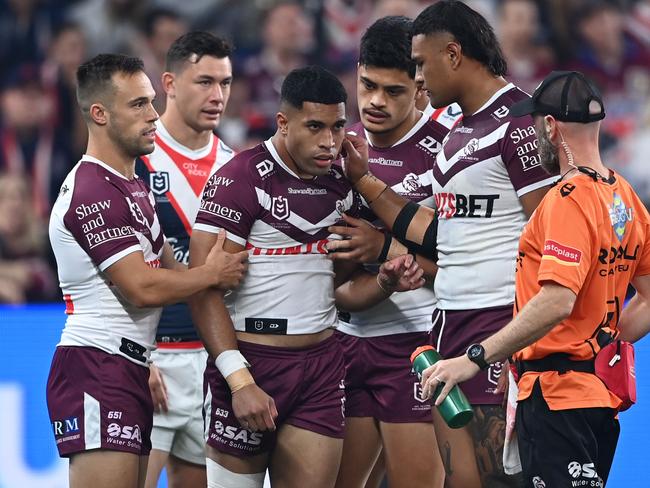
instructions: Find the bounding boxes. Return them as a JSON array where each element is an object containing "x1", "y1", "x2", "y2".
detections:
[
  {"x1": 366, "y1": 108, "x2": 421, "y2": 148},
  {"x1": 457, "y1": 72, "x2": 508, "y2": 116},
  {"x1": 270, "y1": 132, "x2": 315, "y2": 180},
  {"x1": 160, "y1": 112, "x2": 212, "y2": 150},
  {"x1": 86, "y1": 137, "x2": 136, "y2": 180}
]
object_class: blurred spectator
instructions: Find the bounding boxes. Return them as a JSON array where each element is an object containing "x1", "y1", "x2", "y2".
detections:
[
  {"x1": 0, "y1": 0, "x2": 64, "y2": 74},
  {"x1": 497, "y1": 0, "x2": 555, "y2": 93},
  {"x1": 371, "y1": 0, "x2": 422, "y2": 19},
  {"x1": 0, "y1": 172, "x2": 57, "y2": 303},
  {"x1": 67, "y1": 0, "x2": 150, "y2": 57},
  {"x1": 131, "y1": 7, "x2": 189, "y2": 114},
  {"x1": 314, "y1": 0, "x2": 373, "y2": 69},
  {"x1": 627, "y1": 0, "x2": 650, "y2": 47},
  {"x1": 0, "y1": 63, "x2": 73, "y2": 216},
  {"x1": 42, "y1": 21, "x2": 88, "y2": 160},
  {"x1": 237, "y1": 1, "x2": 316, "y2": 141},
  {"x1": 568, "y1": 0, "x2": 650, "y2": 95}
]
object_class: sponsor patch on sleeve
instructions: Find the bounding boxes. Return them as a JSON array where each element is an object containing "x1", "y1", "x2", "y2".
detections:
[{"x1": 542, "y1": 240, "x2": 582, "y2": 266}]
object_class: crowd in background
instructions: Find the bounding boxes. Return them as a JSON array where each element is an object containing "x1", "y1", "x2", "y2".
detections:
[{"x1": 2, "y1": 0, "x2": 650, "y2": 304}]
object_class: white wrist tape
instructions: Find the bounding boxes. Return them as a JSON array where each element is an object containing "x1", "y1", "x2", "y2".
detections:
[{"x1": 215, "y1": 350, "x2": 250, "y2": 378}]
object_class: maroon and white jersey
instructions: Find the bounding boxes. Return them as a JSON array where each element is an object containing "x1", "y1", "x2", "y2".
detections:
[
  {"x1": 49, "y1": 156, "x2": 165, "y2": 365},
  {"x1": 339, "y1": 109, "x2": 457, "y2": 337},
  {"x1": 195, "y1": 140, "x2": 362, "y2": 335},
  {"x1": 431, "y1": 83, "x2": 556, "y2": 310}
]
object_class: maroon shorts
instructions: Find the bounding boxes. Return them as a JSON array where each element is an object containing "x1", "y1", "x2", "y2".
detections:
[
  {"x1": 429, "y1": 306, "x2": 512, "y2": 405},
  {"x1": 46, "y1": 346, "x2": 153, "y2": 457},
  {"x1": 204, "y1": 335, "x2": 345, "y2": 457},
  {"x1": 335, "y1": 330, "x2": 432, "y2": 423}
]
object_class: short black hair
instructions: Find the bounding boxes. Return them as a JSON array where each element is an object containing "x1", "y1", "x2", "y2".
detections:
[
  {"x1": 165, "y1": 31, "x2": 232, "y2": 73},
  {"x1": 281, "y1": 65, "x2": 347, "y2": 109},
  {"x1": 76, "y1": 54, "x2": 144, "y2": 118},
  {"x1": 413, "y1": 0, "x2": 507, "y2": 77},
  {"x1": 359, "y1": 16, "x2": 416, "y2": 79}
]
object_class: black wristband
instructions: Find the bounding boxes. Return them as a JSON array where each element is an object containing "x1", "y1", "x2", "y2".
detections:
[{"x1": 377, "y1": 232, "x2": 392, "y2": 262}]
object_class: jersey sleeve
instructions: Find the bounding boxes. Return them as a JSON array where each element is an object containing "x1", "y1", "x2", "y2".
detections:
[
  {"x1": 193, "y1": 158, "x2": 258, "y2": 246},
  {"x1": 502, "y1": 115, "x2": 556, "y2": 196},
  {"x1": 634, "y1": 221, "x2": 650, "y2": 277},
  {"x1": 536, "y1": 194, "x2": 595, "y2": 294},
  {"x1": 63, "y1": 185, "x2": 142, "y2": 271}
]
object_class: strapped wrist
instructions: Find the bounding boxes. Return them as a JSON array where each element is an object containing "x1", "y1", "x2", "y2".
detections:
[
  {"x1": 354, "y1": 172, "x2": 388, "y2": 204},
  {"x1": 215, "y1": 350, "x2": 250, "y2": 378},
  {"x1": 377, "y1": 232, "x2": 392, "y2": 262}
]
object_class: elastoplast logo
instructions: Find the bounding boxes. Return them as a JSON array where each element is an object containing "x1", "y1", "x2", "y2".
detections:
[{"x1": 542, "y1": 240, "x2": 582, "y2": 266}]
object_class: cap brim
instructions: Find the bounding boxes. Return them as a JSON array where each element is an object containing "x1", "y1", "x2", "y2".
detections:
[{"x1": 510, "y1": 97, "x2": 536, "y2": 118}]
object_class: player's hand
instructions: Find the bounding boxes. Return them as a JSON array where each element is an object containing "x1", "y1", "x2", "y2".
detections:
[
  {"x1": 205, "y1": 230, "x2": 249, "y2": 290},
  {"x1": 340, "y1": 132, "x2": 369, "y2": 184},
  {"x1": 148, "y1": 363, "x2": 169, "y2": 413},
  {"x1": 496, "y1": 361, "x2": 510, "y2": 409},
  {"x1": 231, "y1": 383, "x2": 278, "y2": 432},
  {"x1": 378, "y1": 254, "x2": 425, "y2": 292},
  {"x1": 326, "y1": 214, "x2": 384, "y2": 263},
  {"x1": 420, "y1": 356, "x2": 480, "y2": 406}
]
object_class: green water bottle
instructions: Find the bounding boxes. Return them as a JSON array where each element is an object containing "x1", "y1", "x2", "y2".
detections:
[{"x1": 410, "y1": 345, "x2": 474, "y2": 429}]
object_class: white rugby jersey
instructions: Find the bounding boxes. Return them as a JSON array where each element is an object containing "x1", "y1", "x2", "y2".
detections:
[
  {"x1": 136, "y1": 123, "x2": 234, "y2": 342},
  {"x1": 431, "y1": 84, "x2": 556, "y2": 310},
  {"x1": 194, "y1": 139, "x2": 362, "y2": 335},
  {"x1": 338, "y1": 108, "x2": 457, "y2": 337},
  {"x1": 49, "y1": 156, "x2": 165, "y2": 365}
]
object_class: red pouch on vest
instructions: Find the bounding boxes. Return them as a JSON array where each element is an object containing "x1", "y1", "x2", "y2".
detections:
[{"x1": 594, "y1": 340, "x2": 636, "y2": 411}]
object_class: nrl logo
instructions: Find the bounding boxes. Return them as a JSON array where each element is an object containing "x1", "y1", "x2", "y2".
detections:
[
  {"x1": 487, "y1": 361, "x2": 504, "y2": 386},
  {"x1": 413, "y1": 382, "x2": 427, "y2": 403},
  {"x1": 149, "y1": 171, "x2": 170, "y2": 196},
  {"x1": 271, "y1": 195, "x2": 290, "y2": 220}
]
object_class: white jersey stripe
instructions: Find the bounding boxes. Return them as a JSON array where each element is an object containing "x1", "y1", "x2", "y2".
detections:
[
  {"x1": 83, "y1": 392, "x2": 101, "y2": 450},
  {"x1": 436, "y1": 122, "x2": 510, "y2": 174},
  {"x1": 516, "y1": 175, "x2": 557, "y2": 197}
]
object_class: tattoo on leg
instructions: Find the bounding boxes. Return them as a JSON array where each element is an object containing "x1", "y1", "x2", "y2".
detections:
[{"x1": 470, "y1": 406, "x2": 523, "y2": 487}]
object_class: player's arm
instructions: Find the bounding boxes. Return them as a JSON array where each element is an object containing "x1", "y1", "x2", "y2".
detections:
[
  {"x1": 160, "y1": 241, "x2": 186, "y2": 271},
  {"x1": 421, "y1": 282, "x2": 576, "y2": 404},
  {"x1": 519, "y1": 186, "x2": 551, "y2": 219},
  {"x1": 617, "y1": 274, "x2": 650, "y2": 343},
  {"x1": 188, "y1": 230, "x2": 277, "y2": 432},
  {"x1": 104, "y1": 230, "x2": 246, "y2": 308},
  {"x1": 335, "y1": 254, "x2": 425, "y2": 312},
  {"x1": 335, "y1": 134, "x2": 438, "y2": 256},
  {"x1": 327, "y1": 213, "x2": 438, "y2": 278}
]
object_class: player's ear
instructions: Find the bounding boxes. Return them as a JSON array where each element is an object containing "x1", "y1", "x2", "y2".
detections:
[
  {"x1": 89, "y1": 103, "x2": 108, "y2": 126},
  {"x1": 162, "y1": 72, "x2": 175, "y2": 98},
  {"x1": 448, "y1": 41, "x2": 462, "y2": 70},
  {"x1": 276, "y1": 111, "x2": 289, "y2": 136}
]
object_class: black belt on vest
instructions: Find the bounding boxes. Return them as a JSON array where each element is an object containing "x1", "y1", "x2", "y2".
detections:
[{"x1": 516, "y1": 352, "x2": 595, "y2": 378}]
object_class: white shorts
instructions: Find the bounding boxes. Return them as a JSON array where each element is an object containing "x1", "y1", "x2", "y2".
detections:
[{"x1": 150, "y1": 347, "x2": 208, "y2": 465}]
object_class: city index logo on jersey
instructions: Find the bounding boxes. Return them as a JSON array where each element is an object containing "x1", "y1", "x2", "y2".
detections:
[
  {"x1": 435, "y1": 193, "x2": 499, "y2": 218},
  {"x1": 542, "y1": 240, "x2": 582, "y2": 266}
]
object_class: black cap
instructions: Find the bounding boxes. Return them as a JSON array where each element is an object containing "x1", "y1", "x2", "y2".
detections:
[{"x1": 510, "y1": 71, "x2": 605, "y2": 123}]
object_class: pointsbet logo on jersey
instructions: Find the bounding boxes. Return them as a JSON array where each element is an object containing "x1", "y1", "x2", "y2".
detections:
[{"x1": 542, "y1": 240, "x2": 582, "y2": 266}]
